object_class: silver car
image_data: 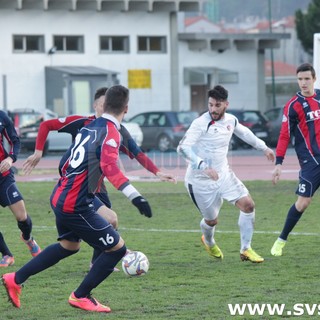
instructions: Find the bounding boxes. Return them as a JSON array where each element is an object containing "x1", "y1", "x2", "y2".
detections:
[{"x1": 129, "y1": 111, "x2": 199, "y2": 152}]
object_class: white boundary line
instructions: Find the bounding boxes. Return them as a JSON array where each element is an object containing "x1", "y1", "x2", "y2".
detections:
[
  {"x1": 28, "y1": 225, "x2": 320, "y2": 237},
  {"x1": 119, "y1": 227, "x2": 320, "y2": 237}
]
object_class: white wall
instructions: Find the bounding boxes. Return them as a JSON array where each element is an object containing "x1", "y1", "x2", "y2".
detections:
[
  {"x1": 0, "y1": 7, "x2": 270, "y2": 118},
  {"x1": 0, "y1": 9, "x2": 172, "y2": 118},
  {"x1": 178, "y1": 42, "x2": 260, "y2": 111}
]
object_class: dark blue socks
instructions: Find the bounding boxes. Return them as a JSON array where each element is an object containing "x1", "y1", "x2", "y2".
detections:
[
  {"x1": 0, "y1": 232, "x2": 13, "y2": 256},
  {"x1": 91, "y1": 247, "x2": 102, "y2": 265},
  {"x1": 15, "y1": 243, "x2": 78, "y2": 284},
  {"x1": 74, "y1": 245, "x2": 127, "y2": 298},
  {"x1": 279, "y1": 204, "x2": 303, "y2": 240}
]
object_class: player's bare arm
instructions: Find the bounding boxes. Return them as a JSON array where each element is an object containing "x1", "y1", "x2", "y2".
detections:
[
  {"x1": 22, "y1": 150, "x2": 43, "y2": 175},
  {"x1": 272, "y1": 164, "x2": 282, "y2": 185},
  {"x1": 156, "y1": 171, "x2": 177, "y2": 184},
  {"x1": 264, "y1": 147, "x2": 275, "y2": 162}
]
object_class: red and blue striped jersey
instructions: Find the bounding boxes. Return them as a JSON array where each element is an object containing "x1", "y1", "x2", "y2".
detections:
[
  {"x1": 36, "y1": 115, "x2": 159, "y2": 176},
  {"x1": 0, "y1": 110, "x2": 20, "y2": 178},
  {"x1": 35, "y1": 115, "x2": 94, "y2": 151},
  {"x1": 276, "y1": 89, "x2": 320, "y2": 166},
  {"x1": 51, "y1": 114, "x2": 129, "y2": 213}
]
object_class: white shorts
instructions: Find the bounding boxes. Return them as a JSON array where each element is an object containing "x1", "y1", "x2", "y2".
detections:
[{"x1": 185, "y1": 170, "x2": 249, "y2": 220}]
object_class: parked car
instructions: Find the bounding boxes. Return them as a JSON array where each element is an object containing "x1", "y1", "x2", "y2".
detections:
[
  {"x1": 129, "y1": 111, "x2": 199, "y2": 152},
  {"x1": 122, "y1": 120, "x2": 143, "y2": 147},
  {"x1": 227, "y1": 109, "x2": 271, "y2": 150},
  {"x1": 264, "y1": 107, "x2": 295, "y2": 147},
  {"x1": 7, "y1": 108, "x2": 143, "y2": 155},
  {"x1": 263, "y1": 107, "x2": 283, "y2": 147},
  {"x1": 7, "y1": 108, "x2": 72, "y2": 154},
  {"x1": 42, "y1": 111, "x2": 143, "y2": 148}
]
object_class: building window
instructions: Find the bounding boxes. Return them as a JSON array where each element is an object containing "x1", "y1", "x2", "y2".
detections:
[
  {"x1": 100, "y1": 36, "x2": 129, "y2": 53},
  {"x1": 53, "y1": 36, "x2": 84, "y2": 53},
  {"x1": 137, "y1": 36, "x2": 166, "y2": 53},
  {"x1": 13, "y1": 35, "x2": 44, "y2": 53}
]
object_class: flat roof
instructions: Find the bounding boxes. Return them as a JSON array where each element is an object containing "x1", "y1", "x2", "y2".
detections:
[
  {"x1": 1, "y1": 0, "x2": 202, "y2": 12},
  {"x1": 46, "y1": 66, "x2": 118, "y2": 76}
]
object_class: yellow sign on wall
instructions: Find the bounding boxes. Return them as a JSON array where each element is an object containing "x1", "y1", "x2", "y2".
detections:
[{"x1": 128, "y1": 69, "x2": 151, "y2": 89}]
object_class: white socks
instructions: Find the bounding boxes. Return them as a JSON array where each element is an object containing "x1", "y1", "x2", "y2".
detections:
[
  {"x1": 238, "y1": 211, "x2": 255, "y2": 251},
  {"x1": 200, "y1": 211, "x2": 255, "y2": 251},
  {"x1": 200, "y1": 218, "x2": 215, "y2": 246}
]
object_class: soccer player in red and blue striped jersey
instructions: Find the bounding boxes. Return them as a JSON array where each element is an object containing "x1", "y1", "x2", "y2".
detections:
[
  {"x1": 23, "y1": 87, "x2": 176, "y2": 216},
  {"x1": 22, "y1": 87, "x2": 176, "y2": 267},
  {"x1": 0, "y1": 110, "x2": 41, "y2": 268},
  {"x1": 271, "y1": 63, "x2": 320, "y2": 256},
  {"x1": 2, "y1": 85, "x2": 151, "y2": 313}
]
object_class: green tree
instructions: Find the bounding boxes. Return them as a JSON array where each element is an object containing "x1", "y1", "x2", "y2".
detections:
[{"x1": 296, "y1": 0, "x2": 320, "y2": 54}]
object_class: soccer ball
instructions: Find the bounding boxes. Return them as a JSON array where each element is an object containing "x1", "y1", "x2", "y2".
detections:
[{"x1": 122, "y1": 251, "x2": 149, "y2": 276}]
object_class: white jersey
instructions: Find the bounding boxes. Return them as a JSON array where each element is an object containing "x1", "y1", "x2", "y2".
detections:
[{"x1": 177, "y1": 111, "x2": 268, "y2": 184}]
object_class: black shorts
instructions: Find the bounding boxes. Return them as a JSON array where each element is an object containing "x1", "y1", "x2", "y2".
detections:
[
  {"x1": 296, "y1": 164, "x2": 320, "y2": 197},
  {"x1": 0, "y1": 172, "x2": 23, "y2": 207},
  {"x1": 95, "y1": 191, "x2": 112, "y2": 208},
  {"x1": 52, "y1": 204, "x2": 120, "y2": 251}
]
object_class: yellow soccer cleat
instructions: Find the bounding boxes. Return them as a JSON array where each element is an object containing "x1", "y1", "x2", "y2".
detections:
[
  {"x1": 270, "y1": 239, "x2": 286, "y2": 256},
  {"x1": 201, "y1": 235, "x2": 223, "y2": 259},
  {"x1": 240, "y1": 248, "x2": 264, "y2": 263}
]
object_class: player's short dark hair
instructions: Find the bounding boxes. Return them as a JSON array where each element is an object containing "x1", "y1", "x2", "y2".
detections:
[
  {"x1": 94, "y1": 87, "x2": 108, "y2": 101},
  {"x1": 208, "y1": 85, "x2": 228, "y2": 101},
  {"x1": 296, "y1": 63, "x2": 316, "y2": 78},
  {"x1": 104, "y1": 85, "x2": 129, "y2": 115}
]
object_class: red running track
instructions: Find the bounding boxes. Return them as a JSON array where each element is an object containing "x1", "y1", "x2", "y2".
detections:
[{"x1": 13, "y1": 154, "x2": 300, "y2": 183}]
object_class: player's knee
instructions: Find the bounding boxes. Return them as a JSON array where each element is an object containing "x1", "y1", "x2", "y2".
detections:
[
  {"x1": 97, "y1": 206, "x2": 118, "y2": 229},
  {"x1": 295, "y1": 197, "x2": 311, "y2": 212},
  {"x1": 205, "y1": 218, "x2": 218, "y2": 227},
  {"x1": 60, "y1": 239, "x2": 81, "y2": 252},
  {"x1": 108, "y1": 212, "x2": 118, "y2": 229},
  {"x1": 245, "y1": 203, "x2": 255, "y2": 213},
  {"x1": 236, "y1": 195, "x2": 255, "y2": 213},
  {"x1": 104, "y1": 241, "x2": 127, "y2": 260},
  {"x1": 241, "y1": 200, "x2": 255, "y2": 213},
  {"x1": 102, "y1": 210, "x2": 118, "y2": 229}
]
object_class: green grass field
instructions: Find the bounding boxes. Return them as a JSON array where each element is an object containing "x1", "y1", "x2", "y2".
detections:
[{"x1": 0, "y1": 180, "x2": 319, "y2": 319}]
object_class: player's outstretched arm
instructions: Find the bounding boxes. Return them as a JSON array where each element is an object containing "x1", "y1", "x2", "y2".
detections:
[
  {"x1": 156, "y1": 171, "x2": 177, "y2": 184},
  {"x1": 119, "y1": 125, "x2": 177, "y2": 184},
  {"x1": 264, "y1": 147, "x2": 275, "y2": 162},
  {"x1": 272, "y1": 165, "x2": 282, "y2": 185},
  {"x1": 22, "y1": 150, "x2": 43, "y2": 175},
  {"x1": 101, "y1": 132, "x2": 153, "y2": 218}
]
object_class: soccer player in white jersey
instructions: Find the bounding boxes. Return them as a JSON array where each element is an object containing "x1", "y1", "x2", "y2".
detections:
[{"x1": 177, "y1": 85, "x2": 275, "y2": 263}]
